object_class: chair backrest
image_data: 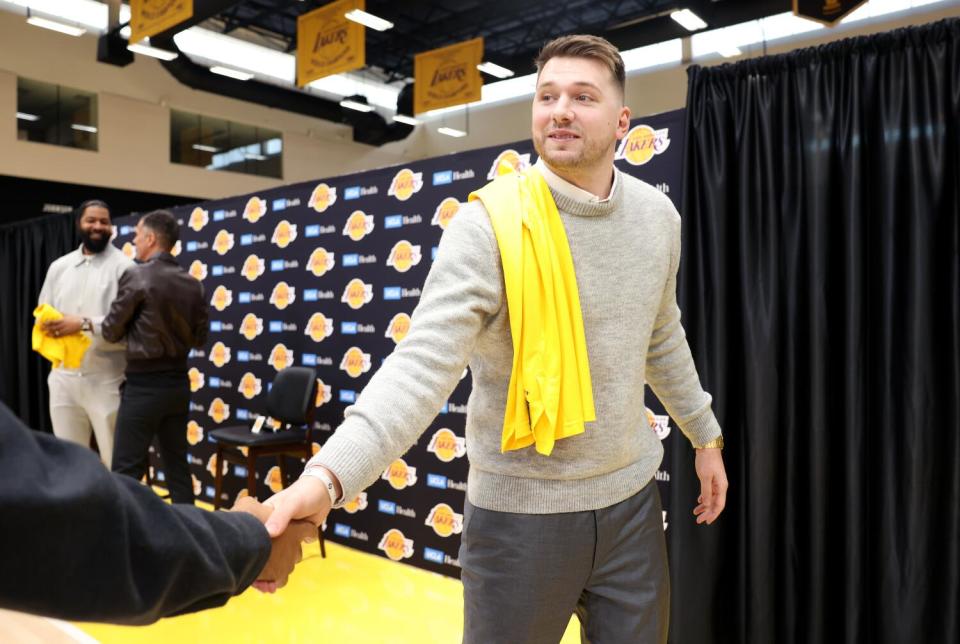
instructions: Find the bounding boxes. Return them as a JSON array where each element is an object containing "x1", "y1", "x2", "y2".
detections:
[{"x1": 267, "y1": 366, "x2": 318, "y2": 427}]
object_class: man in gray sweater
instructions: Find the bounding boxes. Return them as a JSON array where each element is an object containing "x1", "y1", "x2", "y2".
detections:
[{"x1": 261, "y1": 34, "x2": 727, "y2": 643}]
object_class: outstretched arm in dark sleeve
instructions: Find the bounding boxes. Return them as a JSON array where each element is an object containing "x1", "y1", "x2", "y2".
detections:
[{"x1": 0, "y1": 403, "x2": 271, "y2": 625}]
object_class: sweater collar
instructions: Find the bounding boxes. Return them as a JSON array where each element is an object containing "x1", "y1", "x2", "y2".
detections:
[{"x1": 534, "y1": 159, "x2": 623, "y2": 218}]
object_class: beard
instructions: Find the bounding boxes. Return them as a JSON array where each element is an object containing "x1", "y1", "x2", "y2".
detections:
[
  {"x1": 80, "y1": 230, "x2": 110, "y2": 254},
  {"x1": 532, "y1": 128, "x2": 616, "y2": 172}
]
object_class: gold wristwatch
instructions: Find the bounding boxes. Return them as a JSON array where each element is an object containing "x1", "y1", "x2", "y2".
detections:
[{"x1": 696, "y1": 436, "x2": 724, "y2": 450}]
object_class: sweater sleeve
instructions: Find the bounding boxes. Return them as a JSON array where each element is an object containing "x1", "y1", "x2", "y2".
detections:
[
  {"x1": 0, "y1": 403, "x2": 271, "y2": 625},
  {"x1": 309, "y1": 203, "x2": 504, "y2": 501},
  {"x1": 645, "y1": 210, "x2": 723, "y2": 448}
]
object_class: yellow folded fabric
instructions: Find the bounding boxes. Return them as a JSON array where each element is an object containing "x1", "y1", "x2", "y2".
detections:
[
  {"x1": 32, "y1": 303, "x2": 91, "y2": 369},
  {"x1": 469, "y1": 165, "x2": 595, "y2": 455}
]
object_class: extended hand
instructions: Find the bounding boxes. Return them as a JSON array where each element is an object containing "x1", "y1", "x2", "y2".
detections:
[
  {"x1": 693, "y1": 447, "x2": 728, "y2": 525},
  {"x1": 231, "y1": 497, "x2": 317, "y2": 593},
  {"x1": 43, "y1": 315, "x2": 84, "y2": 337}
]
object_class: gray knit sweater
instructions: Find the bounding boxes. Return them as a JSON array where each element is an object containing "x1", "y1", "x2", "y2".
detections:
[{"x1": 308, "y1": 169, "x2": 722, "y2": 514}]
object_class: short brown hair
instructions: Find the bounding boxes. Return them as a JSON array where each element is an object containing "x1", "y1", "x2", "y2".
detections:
[
  {"x1": 140, "y1": 210, "x2": 179, "y2": 251},
  {"x1": 535, "y1": 34, "x2": 626, "y2": 99}
]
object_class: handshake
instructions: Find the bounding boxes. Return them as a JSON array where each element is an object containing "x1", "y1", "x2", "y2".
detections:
[{"x1": 229, "y1": 474, "x2": 336, "y2": 593}]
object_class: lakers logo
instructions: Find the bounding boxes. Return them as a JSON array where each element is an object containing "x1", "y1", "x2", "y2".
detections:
[
  {"x1": 307, "y1": 247, "x2": 335, "y2": 277},
  {"x1": 209, "y1": 341, "x2": 231, "y2": 368},
  {"x1": 171, "y1": 240, "x2": 182, "y2": 257},
  {"x1": 387, "y1": 168, "x2": 423, "y2": 201},
  {"x1": 241, "y1": 254, "x2": 265, "y2": 281},
  {"x1": 377, "y1": 528, "x2": 414, "y2": 561},
  {"x1": 305, "y1": 312, "x2": 334, "y2": 343},
  {"x1": 268, "y1": 343, "x2": 293, "y2": 371},
  {"x1": 210, "y1": 285, "x2": 233, "y2": 312},
  {"x1": 191, "y1": 474, "x2": 202, "y2": 497},
  {"x1": 384, "y1": 313, "x2": 411, "y2": 344},
  {"x1": 212, "y1": 229, "x2": 235, "y2": 256},
  {"x1": 316, "y1": 378, "x2": 332, "y2": 406},
  {"x1": 342, "y1": 492, "x2": 368, "y2": 514},
  {"x1": 243, "y1": 196, "x2": 268, "y2": 223},
  {"x1": 186, "y1": 420, "x2": 204, "y2": 446},
  {"x1": 431, "y1": 197, "x2": 460, "y2": 230},
  {"x1": 207, "y1": 454, "x2": 228, "y2": 479},
  {"x1": 235, "y1": 488, "x2": 249, "y2": 504},
  {"x1": 381, "y1": 458, "x2": 417, "y2": 490},
  {"x1": 425, "y1": 503, "x2": 464, "y2": 537},
  {"x1": 386, "y1": 240, "x2": 422, "y2": 273},
  {"x1": 341, "y1": 278, "x2": 373, "y2": 310},
  {"x1": 339, "y1": 347, "x2": 371, "y2": 378},
  {"x1": 487, "y1": 149, "x2": 530, "y2": 179},
  {"x1": 266, "y1": 465, "x2": 284, "y2": 493},
  {"x1": 311, "y1": 442, "x2": 321, "y2": 456},
  {"x1": 342, "y1": 210, "x2": 374, "y2": 241},
  {"x1": 271, "y1": 220, "x2": 298, "y2": 249},
  {"x1": 188, "y1": 367, "x2": 205, "y2": 392},
  {"x1": 122, "y1": 242, "x2": 135, "y2": 259},
  {"x1": 645, "y1": 407, "x2": 671, "y2": 440},
  {"x1": 615, "y1": 125, "x2": 670, "y2": 166},
  {"x1": 269, "y1": 281, "x2": 295, "y2": 310},
  {"x1": 239, "y1": 313, "x2": 263, "y2": 340},
  {"x1": 189, "y1": 259, "x2": 208, "y2": 281},
  {"x1": 309, "y1": 183, "x2": 337, "y2": 213},
  {"x1": 188, "y1": 207, "x2": 209, "y2": 232},
  {"x1": 238, "y1": 372, "x2": 262, "y2": 400},
  {"x1": 426, "y1": 428, "x2": 466, "y2": 462},
  {"x1": 208, "y1": 397, "x2": 230, "y2": 424}
]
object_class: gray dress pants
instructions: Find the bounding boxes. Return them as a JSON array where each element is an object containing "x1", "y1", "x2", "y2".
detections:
[{"x1": 460, "y1": 479, "x2": 669, "y2": 644}]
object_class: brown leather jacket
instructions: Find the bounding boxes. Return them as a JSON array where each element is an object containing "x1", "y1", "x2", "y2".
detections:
[{"x1": 102, "y1": 253, "x2": 208, "y2": 373}]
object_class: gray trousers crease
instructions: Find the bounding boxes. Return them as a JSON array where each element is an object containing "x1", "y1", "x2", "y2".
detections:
[{"x1": 460, "y1": 480, "x2": 669, "y2": 644}]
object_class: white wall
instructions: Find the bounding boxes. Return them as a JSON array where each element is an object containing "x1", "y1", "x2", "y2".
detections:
[{"x1": 0, "y1": 3, "x2": 957, "y2": 200}]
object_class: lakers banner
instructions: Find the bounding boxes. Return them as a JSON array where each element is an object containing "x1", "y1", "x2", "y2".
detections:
[
  {"x1": 414, "y1": 37, "x2": 483, "y2": 115},
  {"x1": 297, "y1": 0, "x2": 365, "y2": 86},
  {"x1": 129, "y1": 0, "x2": 193, "y2": 45},
  {"x1": 793, "y1": 0, "x2": 867, "y2": 25},
  {"x1": 114, "y1": 109, "x2": 685, "y2": 579}
]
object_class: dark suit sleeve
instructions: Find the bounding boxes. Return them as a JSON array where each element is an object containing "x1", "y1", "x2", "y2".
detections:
[
  {"x1": 193, "y1": 282, "x2": 209, "y2": 348},
  {"x1": 0, "y1": 403, "x2": 271, "y2": 625},
  {"x1": 101, "y1": 267, "x2": 145, "y2": 344}
]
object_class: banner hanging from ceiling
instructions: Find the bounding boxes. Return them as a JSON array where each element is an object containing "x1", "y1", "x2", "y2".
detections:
[
  {"x1": 793, "y1": 0, "x2": 867, "y2": 25},
  {"x1": 129, "y1": 0, "x2": 193, "y2": 44},
  {"x1": 297, "y1": 0, "x2": 366, "y2": 86},
  {"x1": 414, "y1": 37, "x2": 483, "y2": 115}
]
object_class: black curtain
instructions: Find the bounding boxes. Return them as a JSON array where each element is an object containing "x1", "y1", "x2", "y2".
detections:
[
  {"x1": 672, "y1": 18, "x2": 960, "y2": 644},
  {"x1": 0, "y1": 213, "x2": 78, "y2": 432}
]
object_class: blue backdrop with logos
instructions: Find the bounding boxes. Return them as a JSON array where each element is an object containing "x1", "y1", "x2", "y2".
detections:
[{"x1": 114, "y1": 108, "x2": 685, "y2": 578}]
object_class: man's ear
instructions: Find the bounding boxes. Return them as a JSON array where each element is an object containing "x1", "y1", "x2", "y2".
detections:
[{"x1": 616, "y1": 105, "x2": 632, "y2": 140}]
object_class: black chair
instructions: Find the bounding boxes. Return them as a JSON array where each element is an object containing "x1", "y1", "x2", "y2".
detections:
[{"x1": 209, "y1": 365, "x2": 325, "y2": 557}]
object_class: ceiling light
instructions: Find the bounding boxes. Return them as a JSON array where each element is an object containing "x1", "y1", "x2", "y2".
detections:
[
  {"x1": 71, "y1": 124, "x2": 98, "y2": 133},
  {"x1": 716, "y1": 44, "x2": 742, "y2": 58},
  {"x1": 477, "y1": 61, "x2": 515, "y2": 79},
  {"x1": 210, "y1": 66, "x2": 254, "y2": 81},
  {"x1": 438, "y1": 126, "x2": 467, "y2": 138},
  {"x1": 26, "y1": 16, "x2": 86, "y2": 37},
  {"x1": 16, "y1": 112, "x2": 40, "y2": 122},
  {"x1": 127, "y1": 42, "x2": 179, "y2": 60},
  {"x1": 670, "y1": 9, "x2": 708, "y2": 31},
  {"x1": 192, "y1": 144, "x2": 220, "y2": 153},
  {"x1": 344, "y1": 9, "x2": 393, "y2": 31},
  {"x1": 340, "y1": 98, "x2": 375, "y2": 113},
  {"x1": 392, "y1": 114, "x2": 421, "y2": 126}
]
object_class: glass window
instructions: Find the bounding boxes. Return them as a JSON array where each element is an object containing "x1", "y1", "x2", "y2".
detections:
[
  {"x1": 170, "y1": 110, "x2": 282, "y2": 179},
  {"x1": 17, "y1": 77, "x2": 98, "y2": 151}
]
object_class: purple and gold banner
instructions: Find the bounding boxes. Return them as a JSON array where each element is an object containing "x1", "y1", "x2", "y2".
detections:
[{"x1": 115, "y1": 109, "x2": 685, "y2": 578}]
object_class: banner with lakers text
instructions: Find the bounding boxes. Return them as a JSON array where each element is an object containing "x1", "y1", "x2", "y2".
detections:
[
  {"x1": 414, "y1": 37, "x2": 483, "y2": 115},
  {"x1": 130, "y1": 0, "x2": 193, "y2": 45},
  {"x1": 297, "y1": 0, "x2": 365, "y2": 86},
  {"x1": 113, "y1": 108, "x2": 685, "y2": 578}
]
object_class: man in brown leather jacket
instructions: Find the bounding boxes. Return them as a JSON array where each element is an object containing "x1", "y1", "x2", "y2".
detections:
[{"x1": 103, "y1": 210, "x2": 208, "y2": 504}]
